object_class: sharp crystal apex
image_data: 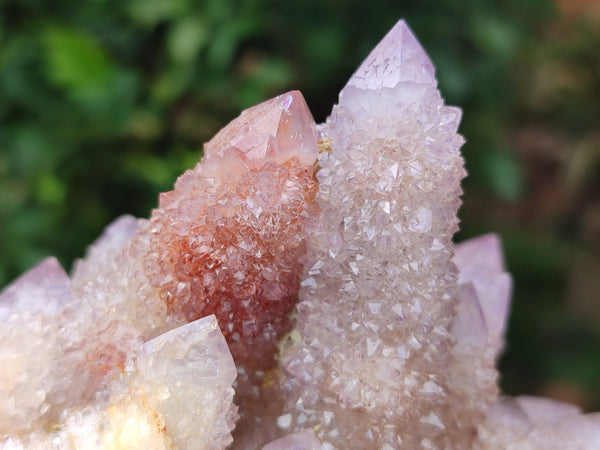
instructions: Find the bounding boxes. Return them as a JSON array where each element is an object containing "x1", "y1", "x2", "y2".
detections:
[{"x1": 345, "y1": 19, "x2": 436, "y2": 92}]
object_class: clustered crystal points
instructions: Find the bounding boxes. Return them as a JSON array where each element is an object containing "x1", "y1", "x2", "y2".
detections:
[{"x1": 1, "y1": 20, "x2": 598, "y2": 450}]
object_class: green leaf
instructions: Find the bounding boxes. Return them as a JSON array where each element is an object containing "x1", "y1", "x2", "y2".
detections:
[
  {"x1": 168, "y1": 17, "x2": 209, "y2": 64},
  {"x1": 43, "y1": 26, "x2": 114, "y2": 96}
]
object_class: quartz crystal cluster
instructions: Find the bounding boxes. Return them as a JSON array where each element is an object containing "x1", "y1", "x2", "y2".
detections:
[
  {"x1": 2, "y1": 18, "x2": 599, "y2": 450},
  {"x1": 270, "y1": 20, "x2": 483, "y2": 448},
  {"x1": 0, "y1": 90, "x2": 318, "y2": 449}
]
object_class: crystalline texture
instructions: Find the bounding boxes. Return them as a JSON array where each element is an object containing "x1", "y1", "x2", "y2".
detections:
[
  {"x1": 453, "y1": 234, "x2": 512, "y2": 355},
  {"x1": 444, "y1": 234, "x2": 514, "y2": 449},
  {"x1": 128, "y1": 315, "x2": 238, "y2": 449},
  {"x1": 0, "y1": 258, "x2": 83, "y2": 434},
  {"x1": 71, "y1": 215, "x2": 139, "y2": 284},
  {"x1": 1, "y1": 91, "x2": 319, "y2": 449},
  {"x1": 0, "y1": 315, "x2": 238, "y2": 449},
  {"x1": 71, "y1": 91, "x2": 319, "y2": 370},
  {"x1": 261, "y1": 429, "x2": 321, "y2": 450},
  {"x1": 262, "y1": 20, "x2": 482, "y2": 449},
  {"x1": 147, "y1": 91, "x2": 319, "y2": 367},
  {"x1": 204, "y1": 92, "x2": 317, "y2": 166},
  {"x1": 345, "y1": 20, "x2": 435, "y2": 89},
  {"x1": 69, "y1": 91, "x2": 320, "y2": 446},
  {"x1": 0, "y1": 256, "x2": 142, "y2": 436},
  {"x1": 3, "y1": 18, "x2": 600, "y2": 450}
]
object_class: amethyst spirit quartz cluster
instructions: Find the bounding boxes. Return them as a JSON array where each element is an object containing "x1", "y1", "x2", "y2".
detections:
[{"x1": 1, "y1": 20, "x2": 599, "y2": 450}]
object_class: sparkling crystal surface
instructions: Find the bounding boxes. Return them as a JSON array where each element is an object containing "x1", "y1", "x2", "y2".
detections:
[
  {"x1": 2, "y1": 18, "x2": 599, "y2": 450},
  {"x1": 261, "y1": 429, "x2": 321, "y2": 450},
  {"x1": 138, "y1": 92, "x2": 317, "y2": 367},
  {"x1": 0, "y1": 258, "x2": 84, "y2": 434},
  {"x1": 0, "y1": 315, "x2": 238, "y2": 449},
  {"x1": 266, "y1": 20, "x2": 473, "y2": 449},
  {"x1": 1, "y1": 91, "x2": 319, "y2": 449},
  {"x1": 70, "y1": 91, "x2": 319, "y2": 370},
  {"x1": 345, "y1": 20, "x2": 435, "y2": 90}
]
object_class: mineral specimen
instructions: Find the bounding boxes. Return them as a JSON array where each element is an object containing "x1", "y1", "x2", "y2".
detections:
[
  {"x1": 1, "y1": 90, "x2": 320, "y2": 448},
  {"x1": 146, "y1": 90, "x2": 318, "y2": 367},
  {"x1": 71, "y1": 91, "x2": 319, "y2": 370},
  {"x1": 265, "y1": 19, "x2": 480, "y2": 449},
  {"x1": 2, "y1": 17, "x2": 600, "y2": 450},
  {"x1": 0, "y1": 310, "x2": 237, "y2": 449}
]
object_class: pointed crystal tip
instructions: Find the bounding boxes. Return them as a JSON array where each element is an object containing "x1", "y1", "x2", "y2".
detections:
[
  {"x1": 204, "y1": 90, "x2": 318, "y2": 166},
  {"x1": 345, "y1": 20, "x2": 435, "y2": 91}
]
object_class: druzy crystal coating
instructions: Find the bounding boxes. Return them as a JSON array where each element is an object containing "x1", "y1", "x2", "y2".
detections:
[
  {"x1": 145, "y1": 90, "x2": 319, "y2": 368},
  {"x1": 2, "y1": 18, "x2": 599, "y2": 450},
  {"x1": 253, "y1": 19, "x2": 475, "y2": 449}
]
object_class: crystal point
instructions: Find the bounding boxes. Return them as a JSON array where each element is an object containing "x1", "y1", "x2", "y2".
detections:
[
  {"x1": 0, "y1": 258, "x2": 75, "y2": 433},
  {"x1": 134, "y1": 315, "x2": 238, "y2": 449},
  {"x1": 451, "y1": 282, "x2": 489, "y2": 348},
  {"x1": 478, "y1": 396, "x2": 600, "y2": 448},
  {"x1": 205, "y1": 90, "x2": 318, "y2": 166},
  {"x1": 453, "y1": 234, "x2": 513, "y2": 354},
  {"x1": 0, "y1": 316, "x2": 238, "y2": 449},
  {"x1": 147, "y1": 91, "x2": 319, "y2": 369},
  {"x1": 0, "y1": 257, "x2": 69, "y2": 314},
  {"x1": 454, "y1": 233, "x2": 506, "y2": 280},
  {"x1": 344, "y1": 20, "x2": 435, "y2": 94}
]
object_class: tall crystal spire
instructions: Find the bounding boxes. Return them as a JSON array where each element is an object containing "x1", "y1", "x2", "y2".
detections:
[{"x1": 268, "y1": 19, "x2": 477, "y2": 449}]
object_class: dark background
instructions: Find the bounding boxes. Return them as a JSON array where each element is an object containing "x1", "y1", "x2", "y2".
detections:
[{"x1": 1, "y1": 0, "x2": 599, "y2": 410}]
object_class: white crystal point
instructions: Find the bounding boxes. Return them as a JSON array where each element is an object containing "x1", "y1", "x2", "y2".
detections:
[
  {"x1": 454, "y1": 233, "x2": 505, "y2": 279},
  {"x1": 453, "y1": 234, "x2": 513, "y2": 354},
  {"x1": 446, "y1": 234, "x2": 514, "y2": 445},
  {"x1": 0, "y1": 315, "x2": 239, "y2": 449},
  {"x1": 101, "y1": 316, "x2": 237, "y2": 449},
  {"x1": 344, "y1": 19, "x2": 435, "y2": 92},
  {"x1": 514, "y1": 396, "x2": 582, "y2": 425},
  {"x1": 129, "y1": 314, "x2": 238, "y2": 449},
  {"x1": 0, "y1": 257, "x2": 69, "y2": 314},
  {"x1": 261, "y1": 429, "x2": 321, "y2": 450}
]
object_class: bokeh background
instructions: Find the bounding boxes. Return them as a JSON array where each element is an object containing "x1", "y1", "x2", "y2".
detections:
[{"x1": 1, "y1": 0, "x2": 599, "y2": 410}]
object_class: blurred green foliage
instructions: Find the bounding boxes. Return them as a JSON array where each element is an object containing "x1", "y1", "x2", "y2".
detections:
[{"x1": 1, "y1": 0, "x2": 599, "y2": 409}]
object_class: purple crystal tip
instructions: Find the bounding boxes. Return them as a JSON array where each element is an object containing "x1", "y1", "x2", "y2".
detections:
[{"x1": 346, "y1": 19, "x2": 436, "y2": 92}]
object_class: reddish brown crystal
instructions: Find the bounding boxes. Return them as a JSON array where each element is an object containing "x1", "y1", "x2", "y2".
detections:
[{"x1": 144, "y1": 92, "x2": 319, "y2": 369}]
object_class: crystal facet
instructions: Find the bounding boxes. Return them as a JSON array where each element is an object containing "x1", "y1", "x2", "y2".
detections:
[{"x1": 453, "y1": 233, "x2": 512, "y2": 355}]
